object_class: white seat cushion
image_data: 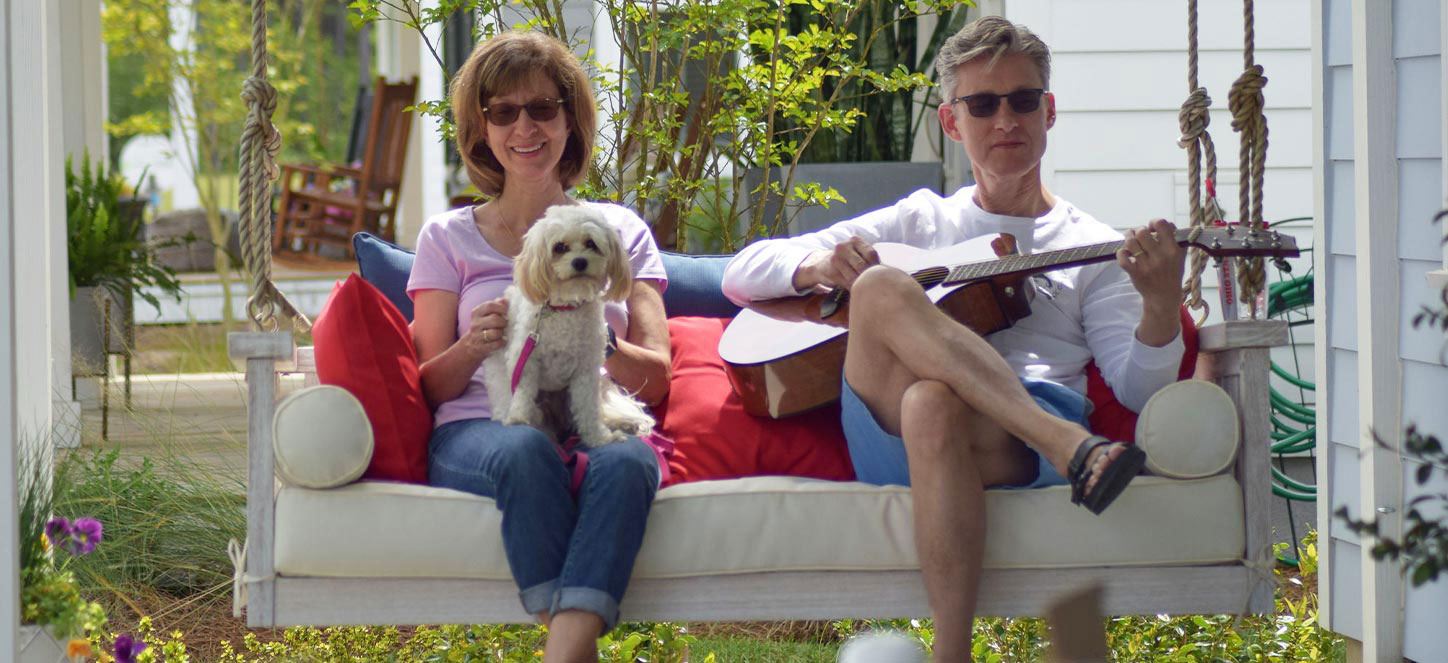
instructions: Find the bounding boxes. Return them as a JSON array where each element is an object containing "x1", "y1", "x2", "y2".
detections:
[{"x1": 274, "y1": 474, "x2": 1244, "y2": 579}]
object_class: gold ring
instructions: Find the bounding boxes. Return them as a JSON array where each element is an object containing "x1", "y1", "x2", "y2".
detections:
[{"x1": 1130, "y1": 249, "x2": 1144, "y2": 258}]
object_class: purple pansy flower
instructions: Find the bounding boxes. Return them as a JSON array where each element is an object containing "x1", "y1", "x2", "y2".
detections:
[
  {"x1": 44, "y1": 516, "x2": 70, "y2": 546},
  {"x1": 64, "y1": 517, "x2": 103, "y2": 556},
  {"x1": 113, "y1": 633, "x2": 147, "y2": 663}
]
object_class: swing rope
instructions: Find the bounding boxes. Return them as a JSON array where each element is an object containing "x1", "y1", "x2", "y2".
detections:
[
  {"x1": 1179, "y1": 0, "x2": 1270, "y2": 321},
  {"x1": 1229, "y1": 0, "x2": 1269, "y2": 312},
  {"x1": 1178, "y1": 0, "x2": 1225, "y2": 322},
  {"x1": 238, "y1": 0, "x2": 310, "y2": 332}
]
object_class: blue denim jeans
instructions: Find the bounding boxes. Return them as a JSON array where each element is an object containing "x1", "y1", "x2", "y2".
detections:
[
  {"x1": 429, "y1": 418, "x2": 659, "y2": 630},
  {"x1": 840, "y1": 375, "x2": 1089, "y2": 489}
]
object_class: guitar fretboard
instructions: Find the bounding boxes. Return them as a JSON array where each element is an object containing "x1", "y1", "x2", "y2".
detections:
[{"x1": 944, "y1": 240, "x2": 1125, "y2": 284}]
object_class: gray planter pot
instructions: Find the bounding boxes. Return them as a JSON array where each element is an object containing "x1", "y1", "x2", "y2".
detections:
[
  {"x1": 69, "y1": 286, "x2": 129, "y2": 377},
  {"x1": 742, "y1": 161, "x2": 945, "y2": 237},
  {"x1": 17, "y1": 624, "x2": 67, "y2": 663}
]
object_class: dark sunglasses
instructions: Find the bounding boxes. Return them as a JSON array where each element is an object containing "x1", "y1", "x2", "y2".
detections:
[
  {"x1": 948, "y1": 88, "x2": 1046, "y2": 118},
  {"x1": 481, "y1": 98, "x2": 566, "y2": 126}
]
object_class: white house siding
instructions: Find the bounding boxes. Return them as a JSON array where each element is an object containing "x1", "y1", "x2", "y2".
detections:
[
  {"x1": 1005, "y1": 0, "x2": 1318, "y2": 398},
  {"x1": 1319, "y1": 0, "x2": 1447, "y2": 660}
]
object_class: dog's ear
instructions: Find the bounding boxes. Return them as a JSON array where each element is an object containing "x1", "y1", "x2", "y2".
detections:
[
  {"x1": 514, "y1": 221, "x2": 553, "y2": 304},
  {"x1": 601, "y1": 223, "x2": 633, "y2": 301}
]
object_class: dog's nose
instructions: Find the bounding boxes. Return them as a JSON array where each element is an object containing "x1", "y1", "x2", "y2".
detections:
[{"x1": 571, "y1": 257, "x2": 588, "y2": 272}]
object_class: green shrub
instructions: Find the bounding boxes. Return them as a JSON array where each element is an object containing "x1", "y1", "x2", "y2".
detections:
[{"x1": 53, "y1": 449, "x2": 245, "y2": 602}]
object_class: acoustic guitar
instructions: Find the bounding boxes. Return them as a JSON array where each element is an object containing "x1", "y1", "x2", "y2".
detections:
[{"x1": 717, "y1": 227, "x2": 1300, "y2": 418}]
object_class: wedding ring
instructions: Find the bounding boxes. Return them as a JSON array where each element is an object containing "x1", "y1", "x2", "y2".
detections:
[{"x1": 1130, "y1": 249, "x2": 1144, "y2": 258}]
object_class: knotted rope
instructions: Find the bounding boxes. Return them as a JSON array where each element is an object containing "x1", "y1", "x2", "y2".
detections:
[
  {"x1": 1229, "y1": 0, "x2": 1269, "y2": 312},
  {"x1": 238, "y1": 0, "x2": 310, "y2": 332},
  {"x1": 1178, "y1": 0, "x2": 1269, "y2": 320},
  {"x1": 228, "y1": 537, "x2": 273, "y2": 618},
  {"x1": 1178, "y1": 0, "x2": 1226, "y2": 322}
]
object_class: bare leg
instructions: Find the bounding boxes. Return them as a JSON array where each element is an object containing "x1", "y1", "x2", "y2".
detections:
[
  {"x1": 845, "y1": 266, "x2": 1125, "y2": 482},
  {"x1": 843, "y1": 266, "x2": 1130, "y2": 661},
  {"x1": 543, "y1": 610, "x2": 604, "y2": 663},
  {"x1": 898, "y1": 380, "x2": 1035, "y2": 661}
]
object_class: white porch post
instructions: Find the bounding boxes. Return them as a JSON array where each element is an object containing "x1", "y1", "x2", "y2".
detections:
[
  {"x1": 1350, "y1": 1, "x2": 1403, "y2": 660},
  {"x1": 51, "y1": 0, "x2": 107, "y2": 448},
  {"x1": 375, "y1": 2, "x2": 442, "y2": 248},
  {"x1": 1, "y1": 1, "x2": 19, "y2": 655},
  {"x1": 167, "y1": 1, "x2": 200, "y2": 210},
  {"x1": 4, "y1": 0, "x2": 66, "y2": 653}
]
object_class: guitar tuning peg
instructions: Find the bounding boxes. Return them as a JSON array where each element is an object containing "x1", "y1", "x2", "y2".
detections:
[{"x1": 1273, "y1": 257, "x2": 1293, "y2": 273}]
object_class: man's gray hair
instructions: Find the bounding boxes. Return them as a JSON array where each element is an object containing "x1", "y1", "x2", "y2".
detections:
[{"x1": 934, "y1": 16, "x2": 1052, "y2": 104}]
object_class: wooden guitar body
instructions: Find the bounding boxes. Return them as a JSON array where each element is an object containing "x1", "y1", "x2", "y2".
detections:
[{"x1": 720, "y1": 236, "x2": 1030, "y2": 418}]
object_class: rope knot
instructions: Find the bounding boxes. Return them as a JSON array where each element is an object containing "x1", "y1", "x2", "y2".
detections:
[
  {"x1": 1177, "y1": 87, "x2": 1213, "y2": 148},
  {"x1": 241, "y1": 76, "x2": 277, "y2": 114},
  {"x1": 1228, "y1": 65, "x2": 1267, "y2": 133}
]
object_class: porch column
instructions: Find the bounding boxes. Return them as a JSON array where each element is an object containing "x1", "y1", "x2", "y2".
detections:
[
  {"x1": 375, "y1": 1, "x2": 444, "y2": 248},
  {"x1": 1350, "y1": 1, "x2": 1403, "y2": 659},
  {"x1": 3, "y1": 0, "x2": 66, "y2": 655},
  {"x1": 51, "y1": 0, "x2": 108, "y2": 447}
]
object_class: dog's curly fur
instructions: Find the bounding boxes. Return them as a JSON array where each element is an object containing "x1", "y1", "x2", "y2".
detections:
[{"x1": 482, "y1": 205, "x2": 655, "y2": 447}]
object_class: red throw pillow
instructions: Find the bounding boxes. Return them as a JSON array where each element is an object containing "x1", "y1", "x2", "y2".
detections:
[
  {"x1": 1083, "y1": 306, "x2": 1201, "y2": 444},
  {"x1": 653, "y1": 317, "x2": 854, "y2": 484},
  {"x1": 312, "y1": 274, "x2": 432, "y2": 483}
]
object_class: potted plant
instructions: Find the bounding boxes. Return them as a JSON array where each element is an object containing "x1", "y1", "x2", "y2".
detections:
[
  {"x1": 65, "y1": 154, "x2": 182, "y2": 375},
  {"x1": 16, "y1": 441, "x2": 107, "y2": 662}
]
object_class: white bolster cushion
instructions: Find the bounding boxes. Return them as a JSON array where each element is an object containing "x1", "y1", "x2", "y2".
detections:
[
  {"x1": 1135, "y1": 379, "x2": 1240, "y2": 479},
  {"x1": 273, "y1": 385, "x2": 374, "y2": 488}
]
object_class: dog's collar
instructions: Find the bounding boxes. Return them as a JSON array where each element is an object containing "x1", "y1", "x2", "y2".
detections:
[{"x1": 546, "y1": 303, "x2": 579, "y2": 312}]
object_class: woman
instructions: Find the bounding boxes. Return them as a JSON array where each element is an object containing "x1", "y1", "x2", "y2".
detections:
[{"x1": 407, "y1": 31, "x2": 672, "y2": 662}]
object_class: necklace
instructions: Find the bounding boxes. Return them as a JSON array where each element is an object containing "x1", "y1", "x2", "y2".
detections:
[{"x1": 483, "y1": 195, "x2": 574, "y2": 255}]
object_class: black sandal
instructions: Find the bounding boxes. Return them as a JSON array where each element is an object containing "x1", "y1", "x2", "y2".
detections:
[{"x1": 1067, "y1": 435, "x2": 1146, "y2": 515}]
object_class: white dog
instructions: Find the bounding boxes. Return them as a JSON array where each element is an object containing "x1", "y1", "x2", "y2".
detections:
[{"x1": 483, "y1": 205, "x2": 655, "y2": 447}]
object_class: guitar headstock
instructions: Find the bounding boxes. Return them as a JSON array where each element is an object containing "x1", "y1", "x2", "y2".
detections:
[{"x1": 1175, "y1": 226, "x2": 1301, "y2": 258}]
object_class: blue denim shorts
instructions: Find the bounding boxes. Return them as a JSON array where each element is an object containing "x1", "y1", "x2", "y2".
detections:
[{"x1": 841, "y1": 375, "x2": 1090, "y2": 488}]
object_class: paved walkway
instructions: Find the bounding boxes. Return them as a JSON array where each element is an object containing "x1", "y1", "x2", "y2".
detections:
[{"x1": 76, "y1": 371, "x2": 305, "y2": 478}]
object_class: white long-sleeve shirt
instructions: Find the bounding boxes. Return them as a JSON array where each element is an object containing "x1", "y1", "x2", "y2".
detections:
[{"x1": 721, "y1": 186, "x2": 1183, "y2": 412}]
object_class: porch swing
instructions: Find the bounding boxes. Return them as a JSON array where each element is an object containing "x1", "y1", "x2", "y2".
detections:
[{"x1": 227, "y1": 0, "x2": 1292, "y2": 628}]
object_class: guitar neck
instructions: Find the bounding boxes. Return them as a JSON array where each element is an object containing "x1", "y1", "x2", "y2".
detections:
[
  {"x1": 944, "y1": 240, "x2": 1127, "y2": 284},
  {"x1": 941, "y1": 227, "x2": 1288, "y2": 284}
]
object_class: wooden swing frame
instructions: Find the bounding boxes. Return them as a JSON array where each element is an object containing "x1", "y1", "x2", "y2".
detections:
[{"x1": 227, "y1": 0, "x2": 1285, "y2": 629}]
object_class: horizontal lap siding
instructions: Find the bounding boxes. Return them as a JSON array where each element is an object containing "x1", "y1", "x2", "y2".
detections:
[{"x1": 1319, "y1": 0, "x2": 1446, "y2": 656}]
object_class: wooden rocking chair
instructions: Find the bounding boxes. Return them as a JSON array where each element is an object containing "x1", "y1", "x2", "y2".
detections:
[{"x1": 273, "y1": 76, "x2": 418, "y2": 257}]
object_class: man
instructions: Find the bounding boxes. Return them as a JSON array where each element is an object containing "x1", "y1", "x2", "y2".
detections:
[{"x1": 721, "y1": 16, "x2": 1187, "y2": 660}]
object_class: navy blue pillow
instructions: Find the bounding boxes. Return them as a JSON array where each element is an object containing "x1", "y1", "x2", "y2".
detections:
[
  {"x1": 657, "y1": 252, "x2": 739, "y2": 318},
  {"x1": 350, "y1": 232, "x2": 739, "y2": 321},
  {"x1": 353, "y1": 232, "x2": 417, "y2": 321}
]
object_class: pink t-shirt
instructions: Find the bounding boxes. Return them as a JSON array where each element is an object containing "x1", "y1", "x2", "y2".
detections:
[{"x1": 407, "y1": 202, "x2": 668, "y2": 427}]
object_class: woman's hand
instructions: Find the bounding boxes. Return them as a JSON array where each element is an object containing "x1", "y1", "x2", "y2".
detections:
[
  {"x1": 1117, "y1": 219, "x2": 1186, "y2": 347},
  {"x1": 464, "y1": 297, "x2": 510, "y2": 359},
  {"x1": 793, "y1": 236, "x2": 880, "y2": 291}
]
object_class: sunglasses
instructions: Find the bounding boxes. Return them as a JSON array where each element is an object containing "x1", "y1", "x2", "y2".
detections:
[
  {"x1": 947, "y1": 88, "x2": 1046, "y2": 118},
  {"x1": 481, "y1": 98, "x2": 566, "y2": 126}
]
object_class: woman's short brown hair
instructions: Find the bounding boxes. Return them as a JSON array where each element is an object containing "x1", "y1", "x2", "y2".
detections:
[{"x1": 451, "y1": 31, "x2": 596, "y2": 197}]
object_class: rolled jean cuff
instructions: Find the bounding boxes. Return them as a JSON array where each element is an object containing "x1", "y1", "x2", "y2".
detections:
[
  {"x1": 553, "y1": 586, "x2": 621, "y2": 631},
  {"x1": 519, "y1": 579, "x2": 559, "y2": 616}
]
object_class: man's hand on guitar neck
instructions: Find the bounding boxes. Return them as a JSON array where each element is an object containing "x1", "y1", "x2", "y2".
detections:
[
  {"x1": 793, "y1": 236, "x2": 881, "y2": 292},
  {"x1": 1117, "y1": 219, "x2": 1187, "y2": 348}
]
